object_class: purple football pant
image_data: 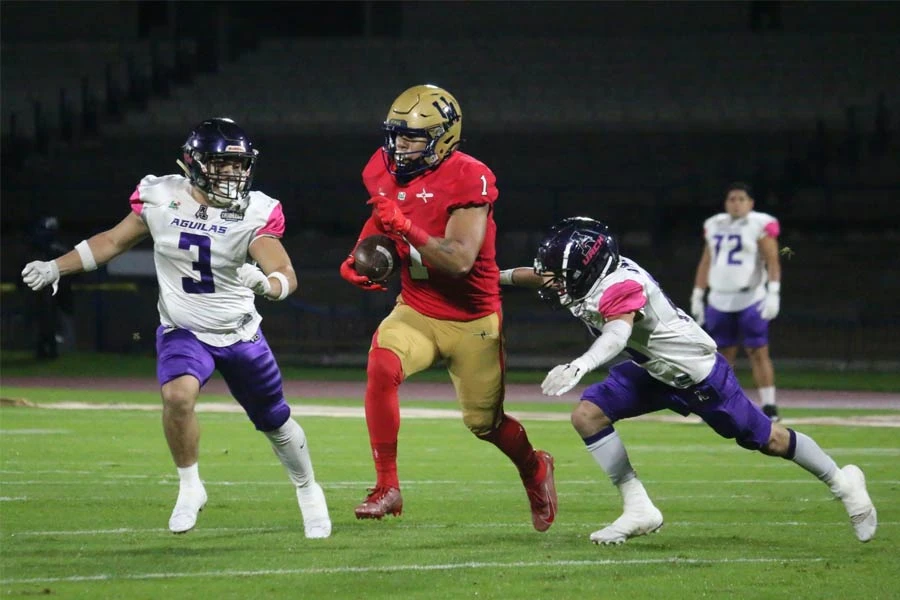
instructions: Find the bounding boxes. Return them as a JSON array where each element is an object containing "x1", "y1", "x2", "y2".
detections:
[
  {"x1": 581, "y1": 353, "x2": 773, "y2": 450},
  {"x1": 705, "y1": 303, "x2": 769, "y2": 348},
  {"x1": 155, "y1": 326, "x2": 290, "y2": 432}
]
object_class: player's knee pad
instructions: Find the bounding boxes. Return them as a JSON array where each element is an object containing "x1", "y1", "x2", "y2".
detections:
[
  {"x1": 249, "y1": 398, "x2": 291, "y2": 432},
  {"x1": 367, "y1": 347, "x2": 403, "y2": 388},
  {"x1": 464, "y1": 411, "x2": 497, "y2": 437}
]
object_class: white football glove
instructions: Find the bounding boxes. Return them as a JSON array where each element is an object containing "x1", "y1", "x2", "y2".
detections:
[
  {"x1": 21, "y1": 260, "x2": 60, "y2": 295},
  {"x1": 541, "y1": 358, "x2": 589, "y2": 397},
  {"x1": 760, "y1": 286, "x2": 780, "y2": 321},
  {"x1": 690, "y1": 287, "x2": 705, "y2": 326},
  {"x1": 691, "y1": 288, "x2": 706, "y2": 327},
  {"x1": 237, "y1": 263, "x2": 271, "y2": 297}
]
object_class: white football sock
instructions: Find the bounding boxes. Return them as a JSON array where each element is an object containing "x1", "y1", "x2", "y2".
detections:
[
  {"x1": 177, "y1": 463, "x2": 202, "y2": 488},
  {"x1": 265, "y1": 418, "x2": 315, "y2": 488},
  {"x1": 759, "y1": 386, "x2": 776, "y2": 406},
  {"x1": 585, "y1": 430, "x2": 636, "y2": 486},
  {"x1": 791, "y1": 430, "x2": 843, "y2": 495}
]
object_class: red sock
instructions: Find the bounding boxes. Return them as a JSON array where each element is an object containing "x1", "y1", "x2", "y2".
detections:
[
  {"x1": 365, "y1": 347, "x2": 403, "y2": 489},
  {"x1": 479, "y1": 414, "x2": 541, "y2": 481}
]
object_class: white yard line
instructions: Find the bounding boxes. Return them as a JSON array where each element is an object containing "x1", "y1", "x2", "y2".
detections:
[
  {"x1": 5, "y1": 401, "x2": 900, "y2": 427},
  {"x1": 0, "y1": 557, "x2": 827, "y2": 585}
]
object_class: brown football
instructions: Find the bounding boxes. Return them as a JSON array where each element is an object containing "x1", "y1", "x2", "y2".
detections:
[{"x1": 352, "y1": 234, "x2": 401, "y2": 282}]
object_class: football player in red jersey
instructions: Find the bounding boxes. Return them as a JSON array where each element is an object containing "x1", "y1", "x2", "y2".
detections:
[{"x1": 339, "y1": 84, "x2": 557, "y2": 531}]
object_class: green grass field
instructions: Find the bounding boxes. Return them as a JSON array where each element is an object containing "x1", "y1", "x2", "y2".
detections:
[{"x1": 2, "y1": 367, "x2": 898, "y2": 599}]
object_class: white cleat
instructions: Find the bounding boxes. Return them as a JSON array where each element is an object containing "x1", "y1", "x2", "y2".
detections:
[
  {"x1": 590, "y1": 504, "x2": 664, "y2": 545},
  {"x1": 839, "y1": 465, "x2": 877, "y2": 542},
  {"x1": 297, "y1": 482, "x2": 332, "y2": 539},
  {"x1": 168, "y1": 485, "x2": 208, "y2": 534}
]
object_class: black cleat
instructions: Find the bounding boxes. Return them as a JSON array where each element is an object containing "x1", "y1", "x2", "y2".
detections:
[{"x1": 762, "y1": 404, "x2": 781, "y2": 422}]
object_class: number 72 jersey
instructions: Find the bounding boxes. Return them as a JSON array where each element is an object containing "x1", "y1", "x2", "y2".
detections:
[
  {"x1": 129, "y1": 174, "x2": 286, "y2": 346},
  {"x1": 704, "y1": 210, "x2": 779, "y2": 294}
]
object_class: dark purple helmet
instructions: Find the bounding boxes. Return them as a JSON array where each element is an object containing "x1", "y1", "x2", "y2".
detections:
[
  {"x1": 179, "y1": 117, "x2": 258, "y2": 208},
  {"x1": 533, "y1": 217, "x2": 620, "y2": 308}
]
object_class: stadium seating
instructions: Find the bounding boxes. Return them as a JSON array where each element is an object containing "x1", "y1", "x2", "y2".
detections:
[{"x1": 89, "y1": 33, "x2": 900, "y2": 136}]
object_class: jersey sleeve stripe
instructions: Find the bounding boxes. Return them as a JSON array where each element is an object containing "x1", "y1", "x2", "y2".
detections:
[
  {"x1": 598, "y1": 279, "x2": 646, "y2": 318},
  {"x1": 129, "y1": 186, "x2": 143, "y2": 215},
  {"x1": 256, "y1": 202, "x2": 285, "y2": 238}
]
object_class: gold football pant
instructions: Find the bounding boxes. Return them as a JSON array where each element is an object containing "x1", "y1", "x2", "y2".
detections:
[{"x1": 372, "y1": 300, "x2": 505, "y2": 435}]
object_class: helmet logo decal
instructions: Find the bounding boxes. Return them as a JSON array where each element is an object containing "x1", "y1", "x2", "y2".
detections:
[
  {"x1": 583, "y1": 236, "x2": 607, "y2": 265},
  {"x1": 433, "y1": 97, "x2": 460, "y2": 124},
  {"x1": 566, "y1": 231, "x2": 596, "y2": 265}
]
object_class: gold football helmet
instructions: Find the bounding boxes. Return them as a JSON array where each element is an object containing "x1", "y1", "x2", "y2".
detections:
[{"x1": 382, "y1": 84, "x2": 462, "y2": 179}]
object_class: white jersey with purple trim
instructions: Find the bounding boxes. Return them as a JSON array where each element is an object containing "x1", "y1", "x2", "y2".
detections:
[
  {"x1": 129, "y1": 174, "x2": 285, "y2": 347},
  {"x1": 571, "y1": 256, "x2": 717, "y2": 388},
  {"x1": 703, "y1": 210, "x2": 779, "y2": 312}
]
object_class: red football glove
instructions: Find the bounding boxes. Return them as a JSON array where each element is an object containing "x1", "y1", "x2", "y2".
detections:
[
  {"x1": 366, "y1": 196, "x2": 431, "y2": 247},
  {"x1": 367, "y1": 196, "x2": 411, "y2": 234},
  {"x1": 339, "y1": 255, "x2": 387, "y2": 292}
]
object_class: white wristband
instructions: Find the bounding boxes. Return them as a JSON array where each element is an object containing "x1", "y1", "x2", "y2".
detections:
[
  {"x1": 691, "y1": 287, "x2": 705, "y2": 302},
  {"x1": 767, "y1": 281, "x2": 781, "y2": 294},
  {"x1": 75, "y1": 240, "x2": 98, "y2": 272},
  {"x1": 499, "y1": 269, "x2": 515, "y2": 286},
  {"x1": 267, "y1": 271, "x2": 290, "y2": 301}
]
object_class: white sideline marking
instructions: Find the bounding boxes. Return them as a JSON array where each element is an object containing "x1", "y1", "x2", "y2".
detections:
[
  {"x1": 10, "y1": 401, "x2": 900, "y2": 428},
  {"x1": 0, "y1": 557, "x2": 826, "y2": 584}
]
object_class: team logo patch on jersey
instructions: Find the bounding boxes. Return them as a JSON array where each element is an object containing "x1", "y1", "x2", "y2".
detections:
[
  {"x1": 398, "y1": 192, "x2": 406, "y2": 201},
  {"x1": 195, "y1": 205, "x2": 209, "y2": 220},
  {"x1": 221, "y1": 209, "x2": 245, "y2": 222},
  {"x1": 416, "y1": 188, "x2": 433, "y2": 203},
  {"x1": 169, "y1": 200, "x2": 181, "y2": 210}
]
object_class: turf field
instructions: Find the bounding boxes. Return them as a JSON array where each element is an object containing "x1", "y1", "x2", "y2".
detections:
[{"x1": 1, "y1": 354, "x2": 898, "y2": 599}]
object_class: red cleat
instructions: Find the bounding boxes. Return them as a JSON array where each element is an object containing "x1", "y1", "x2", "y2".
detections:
[
  {"x1": 354, "y1": 486, "x2": 403, "y2": 519},
  {"x1": 523, "y1": 450, "x2": 557, "y2": 532}
]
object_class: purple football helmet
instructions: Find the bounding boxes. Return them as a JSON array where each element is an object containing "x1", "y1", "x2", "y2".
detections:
[
  {"x1": 179, "y1": 117, "x2": 258, "y2": 208},
  {"x1": 534, "y1": 217, "x2": 620, "y2": 308}
]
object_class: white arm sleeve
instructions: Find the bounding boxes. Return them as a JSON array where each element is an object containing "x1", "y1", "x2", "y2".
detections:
[{"x1": 572, "y1": 319, "x2": 633, "y2": 373}]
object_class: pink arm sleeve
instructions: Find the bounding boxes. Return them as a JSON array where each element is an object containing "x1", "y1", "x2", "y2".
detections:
[
  {"x1": 256, "y1": 203, "x2": 285, "y2": 238},
  {"x1": 598, "y1": 280, "x2": 646, "y2": 319},
  {"x1": 129, "y1": 186, "x2": 143, "y2": 215},
  {"x1": 763, "y1": 220, "x2": 780, "y2": 238}
]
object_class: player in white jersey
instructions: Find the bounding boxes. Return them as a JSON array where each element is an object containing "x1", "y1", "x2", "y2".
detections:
[
  {"x1": 20, "y1": 118, "x2": 331, "y2": 538},
  {"x1": 690, "y1": 182, "x2": 783, "y2": 421},
  {"x1": 500, "y1": 217, "x2": 875, "y2": 545}
]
